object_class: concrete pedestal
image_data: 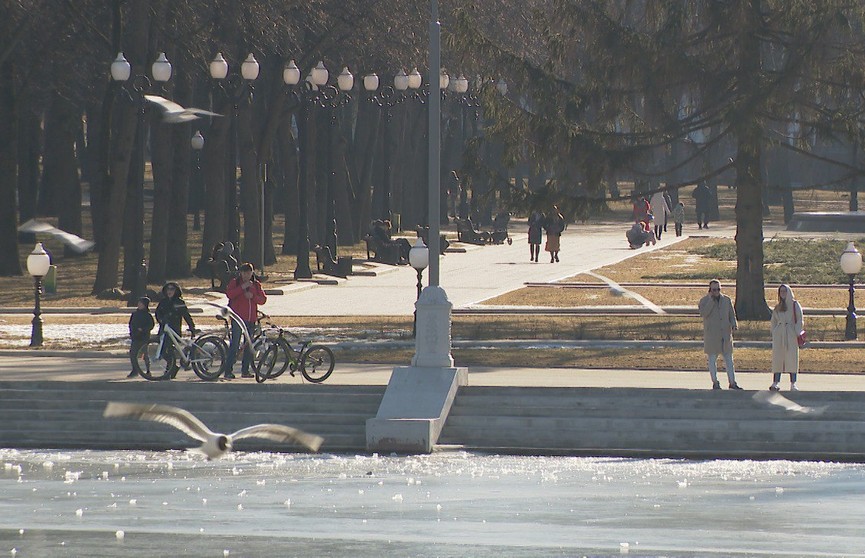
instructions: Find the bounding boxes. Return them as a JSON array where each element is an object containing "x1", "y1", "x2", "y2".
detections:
[{"x1": 366, "y1": 285, "x2": 467, "y2": 453}]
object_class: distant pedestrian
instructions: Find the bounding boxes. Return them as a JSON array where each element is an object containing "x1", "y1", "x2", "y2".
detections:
[
  {"x1": 650, "y1": 191, "x2": 671, "y2": 240},
  {"x1": 544, "y1": 206, "x2": 565, "y2": 263},
  {"x1": 692, "y1": 182, "x2": 711, "y2": 229},
  {"x1": 663, "y1": 191, "x2": 673, "y2": 233},
  {"x1": 528, "y1": 211, "x2": 544, "y2": 262},
  {"x1": 127, "y1": 296, "x2": 154, "y2": 379},
  {"x1": 769, "y1": 284, "x2": 804, "y2": 392},
  {"x1": 673, "y1": 201, "x2": 685, "y2": 237},
  {"x1": 698, "y1": 280, "x2": 742, "y2": 390},
  {"x1": 632, "y1": 195, "x2": 650, "y2": 223},
  {"x1": 155, "y1": 282, "x2": 196, "y2": 379}
]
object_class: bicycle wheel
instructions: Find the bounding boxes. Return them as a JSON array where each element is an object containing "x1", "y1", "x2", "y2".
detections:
[
  {"x1": 134, "y1": 339, "x2": 175, "y2": 381},
  {"x1": 191, "y1": 337, "x2": 227, "y2": 380},
  {"x1": 264, "y1": 337, "x2": 293, "y2": 379},
  {"x1": 300, "y1": 345, "x2": 335, "y2": 383},
  {"x1": 255, "y1": 342, "x2": 280, "y2": 383}
]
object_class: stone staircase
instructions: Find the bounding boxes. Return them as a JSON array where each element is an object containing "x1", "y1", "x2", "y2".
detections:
[
  {"x1": 438, "y1": 386, "x2": 865, "y2": 461},
  {"x1": 0, "y1": 381, "x2": 385, "y2": 454}
]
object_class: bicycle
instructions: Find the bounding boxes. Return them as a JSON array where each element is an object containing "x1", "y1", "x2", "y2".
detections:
[
  {"x1": 200, "y1": 304, "x2": 335, "y2": 384},
  {"x1": 132, "y1": 324, "x2": 227, "y2": 381},
  {"x1": 254, "y1": 314, "x2": 335, "y2": 384}
]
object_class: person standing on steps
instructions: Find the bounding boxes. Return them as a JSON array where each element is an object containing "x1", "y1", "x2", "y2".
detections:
[
  {"x1": 544, "y1": 206, "x2": 565, "y2": 263},
  {"x1": 527, "y1": 211, "x2": 544, "y2": 262},
  {"x1": 698, "y1": 279, "x2": 742, "y2": 390},
  {"x1": 769, "y1": 284, "x2": 804, "y2": 392},
  {"x1": 224, "y1": 262, "x2": 267, "y2": 379},
  {"x1": 127, "y1": 296, "x2": 154, "y2": 379}
]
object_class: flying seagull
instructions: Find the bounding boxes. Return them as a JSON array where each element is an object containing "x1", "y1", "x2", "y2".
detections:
[
  {"x1": 104, "y1": 402, "x2": 323, "y2": 459},
  {"x1": 18, "y1": 219, "x2": 95, "y2": 253},
  {"x1": 144, "y1": 95, "x2": 223, "y2": 123},
  {"x1": 752, "y1": 390, "x2": 827, "y2": 416}
]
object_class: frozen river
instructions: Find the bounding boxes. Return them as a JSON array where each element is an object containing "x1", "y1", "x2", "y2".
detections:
[{"x1": 2, "y1": 449, "x2": 864, "y2": 557}]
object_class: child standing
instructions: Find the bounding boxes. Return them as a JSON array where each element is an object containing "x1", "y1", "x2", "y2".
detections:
[
  {"x1": 673, "y1": 201, "x2": 685, "y2": 237},
  {"x1": 127, "y1": 296, "x2": 155, "y2": 378}
]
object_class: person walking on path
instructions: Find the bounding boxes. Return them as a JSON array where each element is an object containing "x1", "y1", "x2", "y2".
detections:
[
  {"x1": 663, "y1": 191, "x2": 673, "y2": 233},
  {"x1": 691, "y1": 182, "x2": 711, "y2": 229},
  {"x1": 544, "y1": 206, "x2": 565, "y2": 263},
  {"x1": 224, "y1": 262, "x2": 267, "y2": 379},
  {"x1": 527, "y1": 211, "x2": 544, "y2": 262},
  {"x1": 698, "y1": 279, "x2": 742, "y2": 390},
  {"x1": 650, "y1": 191, "x2": 671, "y2": 240},
  {"x1": 632, "y1": 195, "x2": 651, "y2": 224},
  {"x1": 673, "y1": 201, "x2": 685, "y2": 237},
  {"x1": 155, "y1": 282, "x2": 197, "y2": 379},
  {"x1": 769, "y1": 284, "x2": 804, "y2": 392},
  {"x1": 126, "y1": 296, "x2": 154, "y2": 379}
]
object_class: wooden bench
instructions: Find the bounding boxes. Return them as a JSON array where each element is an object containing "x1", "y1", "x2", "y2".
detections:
[
  {"x1": 415, "y1": 226, "x2": 450, "y2": 255},
  {"x1": 364, "y1": 234, "x2": 402, "y2": 265},
  {"x1": 455, "y1": 218, "x2": 491, "y2": 245},
  {"x1": 313, "y1": 245, "x2": 353, "y2": 278}
]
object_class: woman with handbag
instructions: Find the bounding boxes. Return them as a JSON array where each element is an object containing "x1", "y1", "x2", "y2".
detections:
[{"x1": 769, "y1": 284, "x2": 804, "y2": 392}]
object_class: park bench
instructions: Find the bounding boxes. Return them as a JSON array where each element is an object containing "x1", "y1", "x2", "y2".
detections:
[
  {"x1": 364, "y1": 233, "x2": 403, "y2": 265},
  {"x1": 490, "y1": 212, "x2": 512, "y2": 245},
  {"x1": 206, "y1": 241, "x2": 239, "y2": 292},
  {"x1": 415, "y1": 226, "x2": 450, "y2": 255},
  {"x1": 313, "y1": 245, "x2": 353, "y2": 278},
  {"x1": 455, "y1": 218, "x2": 491, "y2": 245}
]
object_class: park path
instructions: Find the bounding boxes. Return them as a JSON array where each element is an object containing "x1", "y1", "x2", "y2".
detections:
[{"x1": 209, "y1": 221, "x2": 742, "y2": 317}]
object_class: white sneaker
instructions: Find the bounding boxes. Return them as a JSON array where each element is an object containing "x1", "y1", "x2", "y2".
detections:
[
  {"x1": 790, "y1": 383, "x2": 799, "y2": 391},
  {"x1": 769, "y1": 383, "x2": 780, "y2": 392}
]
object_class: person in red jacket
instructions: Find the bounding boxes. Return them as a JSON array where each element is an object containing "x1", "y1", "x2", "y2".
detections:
[{"x1": 224, "y1": 262, "x2": 267, "y2": 379}]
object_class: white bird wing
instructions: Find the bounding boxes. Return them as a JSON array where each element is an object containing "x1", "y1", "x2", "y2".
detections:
[
  {"x1": 17, "y1": 219, "x2": 95, "y2": 253},
  {"x1": 231, "y1": 424, "x2": 324, "y2": 452},
  {"x1": 144, "y1": 94, "x2": 186, "y2": 114},
  {"x1": 752, "y1": 391, "x2": 826, "y2": 416},
  {"x1": 185, "y1": 107, "x2": 223, "y2": 118},
  {"x1": 103, "y1": 402, "x2": 215, "y2": 442},
  {"x1": 163, "y1": 113, "x2": 202, "y2": 124}
]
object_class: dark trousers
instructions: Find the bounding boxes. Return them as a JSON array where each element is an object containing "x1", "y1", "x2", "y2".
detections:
[
  {"x1": 129, "y1": 337, "x2": 148, "y2": 371},
  {"x1": 675, "y1": 223, "x2": 682, "y2": 237},
  {"x1": 226, "y1": 319, "x2": 256, "y2": 374},
  {"x1": 696, "y1": 210, "x2": 708, "y2": 228},
  {"x1": 773, "y1": 373, "x2": 797, "y2": 383},
  {"x1": 654, "y1": 224, "x2": 662, "y2": 240}
]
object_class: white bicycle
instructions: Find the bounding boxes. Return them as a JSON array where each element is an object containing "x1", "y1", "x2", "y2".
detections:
[{"x1": 132, "y1": 324, "x2": 227, "y2": 381}]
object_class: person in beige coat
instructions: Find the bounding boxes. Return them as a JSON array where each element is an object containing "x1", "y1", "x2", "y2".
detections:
[
  {"x1": 769, "y1": 284, "x2": 804, "y2": 392},
  {"x1": 698, "y1": 280, "x2": 742, "y2": 390}
]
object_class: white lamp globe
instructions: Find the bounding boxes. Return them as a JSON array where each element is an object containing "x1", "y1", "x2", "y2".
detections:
[
  {"x1": 394, "y1": 69, "x2": 409, "y2": 91},
  {"x1": 407, "y1": 67, "x2": 422, "y2": 89},
  {"x1": 241, "y1": 53, "x2": 260, "y2": 80},
  {"x1": 840, "y1": 242, "x2": 863, "y2": 275},
  {"x1": 151, "y1": 52, "x2": 172, "y2": 82},
  {"x1": 209, "y1": 53, "x2": 228, "y2": 80},
  {"x1": 363, "y1": 73, "x2": 380, "y2": 92},
  {"x1": 27, "y1": 243, "x2": 51, "y2": 278},
  {"x1": 439, "y1": 70, "x2": 450, "y2": 90},
  {"x1": 190, "y1": 131, "x2": 205, "y2": 150},
  {"x1": 409, "y1": 237, "x2": 429, "y2": 270},
  {"x1": 283, "y1": 59, "x2": 301, "y2": 85},
  {"x1": 110, "y1": 52, "x2": 131, "y2": 82},
  {"x1": 337, "y1": 67, "x2": 354, "y2": 91},
  {"x1": 312, "y1": 61, "x2": 329, "y2": 86}
]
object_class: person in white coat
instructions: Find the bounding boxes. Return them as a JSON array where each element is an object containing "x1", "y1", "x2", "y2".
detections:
[
  {"x1": 698, "y1": 280, "x2": 742, "y2": 390},
  {"x1": 769, "y1": 284, "x2": 804, "y2": 392},
  {"x1": 649, "y1": 191, "x2": 671, "y2": 240}
]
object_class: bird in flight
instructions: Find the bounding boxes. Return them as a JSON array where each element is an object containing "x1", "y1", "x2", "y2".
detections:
[
  {"x1": 104, "y1": 402, "x2": 323, "y2": 459},
  {"x1": 144, "y1": 95, "x2": 222, "y2": 123},
  {"x1": 18, "y1": 219, "x2": 95, "y2": 253},
  {"x1": 752, "y1": 391, "x2": 827, "y2": 416}
]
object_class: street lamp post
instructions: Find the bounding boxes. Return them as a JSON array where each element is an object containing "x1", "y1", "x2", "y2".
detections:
[
  {"x1": 190, "y1": 130, "x2": 205, "y2": 230},
  {"x1": 111, "y1": 51, "x2": 171, "y2": 289},
  {"x1": 409, "y1": 237, "x2": 429, "y2": 337},
  {"x1": 840, "y1": 241, "x2": 863, "y2": 340},
  {"x1": 27, "y1": 243, "x2": 51, "y2": 347},
  {"x1": 365, "y1": 70, "x2": 409, "y2": 221},
  {"x1": 210, "y1": 52, "x2": 259, "y2": 250}
]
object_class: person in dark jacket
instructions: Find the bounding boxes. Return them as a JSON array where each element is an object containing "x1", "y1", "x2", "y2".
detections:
[
  {"x1": 528, "y1": 211, "x2": 544, "y2": 262},
  {"x1": 224, "y1": 263, "x2": 267, "y2": 379},
  {"x1": 127, "y1": 296, "x2": 155, "y2": 378},
  {"x1": 691, "y1": 182, "x2": 712, "y2": 229},
  {"x1": 155, "y1": 282, "x2": 196, "y2": 378}
]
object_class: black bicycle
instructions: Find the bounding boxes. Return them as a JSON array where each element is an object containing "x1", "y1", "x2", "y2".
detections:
[{"x1": 254, "y1": 314, "x2": 335, "y2": 384}]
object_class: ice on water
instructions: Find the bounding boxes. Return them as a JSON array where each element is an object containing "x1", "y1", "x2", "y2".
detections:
[{"x1": 1, "y1": 448, "x2": 865, "y2": 557}]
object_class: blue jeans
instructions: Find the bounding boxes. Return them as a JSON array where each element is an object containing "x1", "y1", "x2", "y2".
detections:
[
  {"x1": 226, "y1": 319, "x2": 256, "y2": 375},
  {"x1": 707, "y1": 352, "x2": 736, "y2": 384}
]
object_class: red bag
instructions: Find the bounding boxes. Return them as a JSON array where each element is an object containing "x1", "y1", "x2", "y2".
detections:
[{"x1": 794, "y1": 304, "x2": 806, "y2": 348}]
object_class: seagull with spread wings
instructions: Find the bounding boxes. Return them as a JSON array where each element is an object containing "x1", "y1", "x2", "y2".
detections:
[
  {"x1": 104, "y1": 402, "x2": 323, "y2": 459},
  {"x1": 144, "y1": 95, "x2": 223, "y2": 123}
]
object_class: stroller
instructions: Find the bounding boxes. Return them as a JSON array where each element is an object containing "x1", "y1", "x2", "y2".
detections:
[{"x1": 490, "y1": 212, "x2": 513, "y2": 245}]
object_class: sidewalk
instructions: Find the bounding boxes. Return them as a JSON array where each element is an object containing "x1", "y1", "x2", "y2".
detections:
[{"x1": 3, "y1": 354, "x2": 865, "y2": 391}]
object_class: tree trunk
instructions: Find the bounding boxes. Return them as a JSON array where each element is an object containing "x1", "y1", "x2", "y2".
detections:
[
  {"x1": 166, "y1": 70, "x2": 193, "y2": 278},
  {"x1": 93, "y1": 0, "x2": 149, "y2": 294},
  {"x1": 122, "y1": 110, "x2": 146, "y2": 290},
  {"x1": 0, "y1": 53, "x2": 21, "y2": 276},
  {"x1": 43, "y1": 92, "x2": 84, "y2": 259},
  {"x1": 278, "y1": 116, "x2": 299, "y2": 255},
  {"x1": 17, "y1": 100, "x2": 39, "y2": 244},
  {"x1": 147, "y1": 109, "x2": 173, "y2": 283},
  {"x1": 349, "y1": 99, "x2": 379, "y2": 239},
  {"x1": 89, "y1": 84, "x2": 115, "y2": 252},
  {"x1": 198, "y1": 101, "x2": 231, "y2": 275},
  {"x1": 236, "y1": 99, "x2": 262, "y2": 267}
]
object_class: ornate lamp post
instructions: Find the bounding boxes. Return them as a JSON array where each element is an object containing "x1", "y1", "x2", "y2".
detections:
[
  {"x1": 840, "y1": 241, "x2": 863, "y2": 340},
  {"x1": 190, "y1": 130, "x2": 205, "y2": 230},
  {"x1": 209, "y1": 52, "x2": 259, "y2": 249},
  {"x1": 111, "y1": 51, "x2": 171, "y2": 289},
  {"x1": 309, "y1": 65, "x2": 354, "y2": 261},
  {"x1": 409, "y1": 237, "x2": 429, "y2": 337},
  {"x1": 27, "y1": 243, "x2": 51, "y2": 347},
  {"x1": 365, "y1": 70, "x2": 409, "y2": 221}
]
